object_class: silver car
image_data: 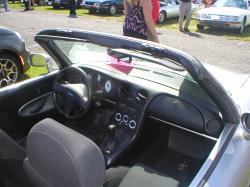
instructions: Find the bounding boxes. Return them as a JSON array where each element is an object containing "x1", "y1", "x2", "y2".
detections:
[
  {"x1": 0, "y1": 27, "x2": 30, "y2": 87},
  {"x1": 194, "y1": 0, "x2": 250, "y2": 34},
  {"x1": 158, "y1": 0, "x2": 195, "y2": 24}
]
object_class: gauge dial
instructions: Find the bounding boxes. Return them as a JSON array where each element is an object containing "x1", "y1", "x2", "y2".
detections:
[{"x1": 105, "y1": 80, "x2": 112, "y2": 93}]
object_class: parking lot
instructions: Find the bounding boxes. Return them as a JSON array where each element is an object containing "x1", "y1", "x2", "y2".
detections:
[{"x1": 0, "y1": 8, "x2": 250, "y2": 73}]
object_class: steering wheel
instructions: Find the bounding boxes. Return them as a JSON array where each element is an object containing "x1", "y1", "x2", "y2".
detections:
[{"x1": 53, "y1": 66, "x2": 92, "y2": 120}]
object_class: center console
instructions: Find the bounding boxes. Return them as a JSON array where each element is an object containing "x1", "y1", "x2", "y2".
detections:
[{"x1": 99, "y1": 102, "x2": 142, "y2": 166}]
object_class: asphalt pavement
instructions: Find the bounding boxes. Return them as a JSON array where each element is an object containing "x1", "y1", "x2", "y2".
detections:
[{"x1": 0, "y1": 9, "x2": 250, "y2": 74}]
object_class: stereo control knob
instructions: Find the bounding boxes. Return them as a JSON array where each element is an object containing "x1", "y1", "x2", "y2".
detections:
[
  {"x1": 115, "y1": 113, "x2": 121, "y2": 121},
  {"x1": 123, "y1": 115, "x2": 129, "y2": 122},
  {"x1": 129, "y1": 120, "x2": 136, "y2": 129}
]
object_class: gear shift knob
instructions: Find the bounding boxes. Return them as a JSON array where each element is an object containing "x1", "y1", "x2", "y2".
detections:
[{"x1": 109, "y1": 124, "x2": 116, "y2": 131}]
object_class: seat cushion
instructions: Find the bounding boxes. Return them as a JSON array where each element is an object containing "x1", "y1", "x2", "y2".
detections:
[{"x1": 104, "y1": 164, "x2": 179, "y2": 187}]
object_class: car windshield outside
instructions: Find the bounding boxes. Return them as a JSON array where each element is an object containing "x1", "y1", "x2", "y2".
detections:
[
  {"x1": 214, "y1": 0, "x2": 248, "y2": 9},
  {"x1": 53, "y1": 39, "x2": 195, "y2": 86}
]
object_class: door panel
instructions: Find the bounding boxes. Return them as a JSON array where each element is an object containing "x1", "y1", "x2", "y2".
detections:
[{"x1": 0, "y1": 71, "x2": 58, "y2": 139}]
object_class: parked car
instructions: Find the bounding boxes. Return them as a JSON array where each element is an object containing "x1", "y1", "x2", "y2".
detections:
[
  {"x1": 158, "y1": 0, "x2": 195, "y2": 24},
  {"x1": 0, "y1": 27, "x2": 30, "y2": 88},
  {"x1": 194, "y1": 0, "x2": 250, "y2": 34},
  {"x1": 82, "y1": 0, "x2": 124, "y2": 15},
  {"x1": 1, "y1": 28, "x2": 250, "y2": 187},
  {"x1": 52, "y1": 0, "x2": 82, "y2": 9}
]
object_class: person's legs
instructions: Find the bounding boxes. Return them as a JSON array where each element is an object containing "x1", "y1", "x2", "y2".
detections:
[
  {"x1": 24, "y1": 0, "x2": 29, "y2": 10},
  {"x1": 28, "y1": 0, "x2": 31, "y2": 9},
  {"x1": 68, "y1": 0, "x2": 77, "y2": 17},
  {"x1": 3, "y1": 0, "x2": 8, "y2": 11},
  {"x1": 184, "y1": 2, "x2": 192, "y2": 30},
  {"x1": 179, "y1": 2, "x2": 185, "y2": 31}
]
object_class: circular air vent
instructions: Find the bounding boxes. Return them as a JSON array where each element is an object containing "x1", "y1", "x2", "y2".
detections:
[{"x1": 135, "y1": 89, "x2": 148, "y2": 105}]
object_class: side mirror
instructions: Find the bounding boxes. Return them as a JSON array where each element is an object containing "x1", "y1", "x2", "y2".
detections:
[
  {"x1": 242, "y1": 113, "x2": 250, "y2": 140},
  {"x1": 29, "y1": 54, "x2": 49, "y2": 67},
  {"x1": 29, "y1": 54, "x2": 58, "y2": 72}
]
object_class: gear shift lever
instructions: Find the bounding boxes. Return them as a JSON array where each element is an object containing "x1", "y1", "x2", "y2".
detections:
[
  {"x1": 109, "y1": 124, "x2": 116, "y2": 132},
  {"x1": 101, "y1": 124, "x2": 118, "y2": 155}
]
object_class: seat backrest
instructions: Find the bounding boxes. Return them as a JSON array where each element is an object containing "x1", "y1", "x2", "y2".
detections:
[{"x1": 23, "y1": 118, "x2": 106, "y2": 187}]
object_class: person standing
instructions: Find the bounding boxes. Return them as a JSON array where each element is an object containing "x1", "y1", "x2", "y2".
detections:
[
  {"x1": 2, "y1": 0, "x2": 10, "y2": 12},
  {"x1": 179, "y1": 0, "x2": 192, "y2": 32},
  {"x1": 24, "y1": 0, "x2": 30, "y2": 11},
  {"x1": 68, "y1": 0, "x2": 77, "y2": 18},
  {"x1": 123, "y1": 0, "x2": 159, "y2": 43},
  {"x1": 29, "y1": 0, "x2": 35, "y2": 10}
]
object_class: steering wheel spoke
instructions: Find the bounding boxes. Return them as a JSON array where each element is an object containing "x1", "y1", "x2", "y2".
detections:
[
  {"x1": 53, "y1": 82, "x2": 66, "y2": 94},
  {"x1": 63, "y1": 96, "x2": 77, "y2": 116}
]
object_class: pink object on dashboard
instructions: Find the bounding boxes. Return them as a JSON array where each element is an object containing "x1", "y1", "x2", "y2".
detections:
[{"x1": 107, "y1": 55, "x2": 133, "y2": 74}]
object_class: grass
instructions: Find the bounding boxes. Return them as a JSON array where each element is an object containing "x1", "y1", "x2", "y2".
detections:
[
  {"x1": 20, "y1": 66, "x2": 48, "y2": 80},
  {"x1": 19, "y1": 54, "x2": 49, "y2": 80}
]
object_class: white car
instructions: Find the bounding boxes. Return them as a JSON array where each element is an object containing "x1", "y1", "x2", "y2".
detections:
[
  {"x1": 158, "y1": 0, "x2": 195, "y2": 24},
  {"x1": 194, "y1": 0, "x2": 250, "y2": 34}
]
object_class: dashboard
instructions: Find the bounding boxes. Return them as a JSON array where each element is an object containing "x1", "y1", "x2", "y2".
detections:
[{"x1": 62, "y1": 64, "x2": 223, "y2": 165}]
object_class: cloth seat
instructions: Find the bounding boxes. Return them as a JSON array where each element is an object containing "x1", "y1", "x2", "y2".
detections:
[
  {"x1": 23, "y1": 118, "x2": 106, "y2": 187},
  {"x1": 1, "y1": 118, "x2": 180, "y2": 187},
  {"x1": 104, "y1": 164, "x2": 180, "y2": 187},
  {"x1": 0, "y1": 129, "x2": 31, "y2": 187}
]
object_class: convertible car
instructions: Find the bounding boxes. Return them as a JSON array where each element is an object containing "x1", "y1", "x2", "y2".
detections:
[{"x1": 0, "y1": 29, "x2": 250, "y2": 187}]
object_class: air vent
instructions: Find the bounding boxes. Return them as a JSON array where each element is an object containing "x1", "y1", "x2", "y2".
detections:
[
  {"x1": 120, "y1": 84, "x2": 130, "y2": 99},
  {"x1": 135, "y1": 90, "x2": 148, "y2": 105}
]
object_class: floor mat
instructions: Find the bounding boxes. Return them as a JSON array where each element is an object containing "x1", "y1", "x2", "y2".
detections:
[
  {"x1": 154, "y1": 152, "x2": 202, "y2": 187},
  {"x1": 135, "y1": 128, "x2": 203, "y2": 187},
  {"x1": 0, "y1": 174, "x2": 14, "y2": 187}
]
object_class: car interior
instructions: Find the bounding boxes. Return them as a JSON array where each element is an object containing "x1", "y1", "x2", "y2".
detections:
[{"x1": 0, "y1": 30, "x2": 235, "y2": 187}]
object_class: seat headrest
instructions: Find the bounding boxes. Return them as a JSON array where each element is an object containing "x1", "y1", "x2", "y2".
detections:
[{"x1": 24, "y1": 118, "x2": 105, "y2": 187}]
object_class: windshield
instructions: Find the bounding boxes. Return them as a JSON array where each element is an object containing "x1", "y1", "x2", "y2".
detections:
[
  {"x1": 53, "y1": 39, "x2": 194, "y2": 83},
  {"x1": 214, "y1": 0, "x2": 248, "y2": 9}
]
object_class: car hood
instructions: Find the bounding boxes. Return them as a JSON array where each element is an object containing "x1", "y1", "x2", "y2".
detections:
[
  {"x1": 204, "y1": 63, "x2": 250, "y2": 96},
  {"x1": 0, "y1": 27, "x2": 16, "y2": 36},
  {"x1": 197, "y1": 7, "x2": 248, "y2": 16}
]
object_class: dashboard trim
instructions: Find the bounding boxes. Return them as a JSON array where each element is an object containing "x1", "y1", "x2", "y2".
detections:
[{"x1": 149, "y1": 115, "x2": 218, "y2": 141}]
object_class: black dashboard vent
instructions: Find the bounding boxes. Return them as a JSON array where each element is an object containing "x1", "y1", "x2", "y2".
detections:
[
  {"x1": 135, "y1": 90, "x2": 148, "y2": 105},
  {"x1": 120, "y1": 84, "x2": 130, "y2": 99}
]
